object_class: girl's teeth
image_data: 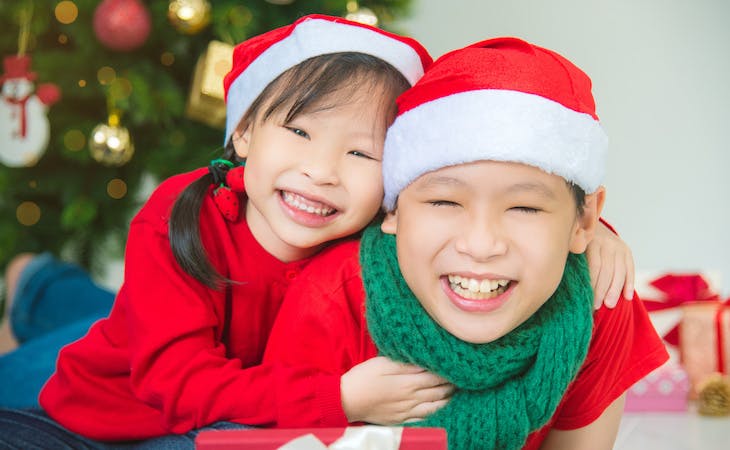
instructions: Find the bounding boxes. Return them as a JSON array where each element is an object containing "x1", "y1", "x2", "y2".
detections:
[{"x1": 283, "y1": 192, "x2": 335, "y2": 216}]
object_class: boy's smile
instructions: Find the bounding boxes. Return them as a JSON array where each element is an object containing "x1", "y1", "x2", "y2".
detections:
[
  {"x1": 382, "y1": 160, "x2": 599, "y2": 344},
  {"x1": 234, "y1": 87, "x2": 389, "y2": 262},
  {"x1": 443, "y1": 275, "x2": 514, "y2": 313}
]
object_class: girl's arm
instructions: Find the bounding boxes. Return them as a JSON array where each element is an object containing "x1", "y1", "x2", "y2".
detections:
[
  {"x1": 264, "y1": 243, "x2": 452, "y2": 427},
  {"x1": 586, "y1": 219, "x2": 635, "y2": 309},
  {"x1": 539, "y1": 395, "x2": 625, "y2": 450}
]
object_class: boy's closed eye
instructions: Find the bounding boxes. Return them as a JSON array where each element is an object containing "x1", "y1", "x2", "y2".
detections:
[{"x1": 509, "y1": 206, "x2": 541, "y2": 214}]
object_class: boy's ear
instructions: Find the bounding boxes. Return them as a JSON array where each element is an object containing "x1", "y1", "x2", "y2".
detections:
[
  {"x1": 231, "y1": 123, "x2": 252, "y2": 159},
  {"x1": 569, "y1": 185, "x2": 606, "y2": 254},
  {"x1": 381, "y1": 209, "x2": 398, "y2": 235}
]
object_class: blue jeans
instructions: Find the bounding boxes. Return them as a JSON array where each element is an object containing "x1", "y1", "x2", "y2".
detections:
[
  {"x1": 0, "y1": 254, "x2": 116, "y2": 408},
  {"x1": 0, "y1": 408, "x2": 250, "y2": 449}
]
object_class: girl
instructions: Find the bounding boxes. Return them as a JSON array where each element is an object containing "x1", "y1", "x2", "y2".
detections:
[{"x1": 0, "y1": 14, "x2": 441, "y2": 448}]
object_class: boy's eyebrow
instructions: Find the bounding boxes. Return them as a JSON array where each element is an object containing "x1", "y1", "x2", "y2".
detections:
[
  {"x1": 415, "y1": 175, "x2": 467, "y2": 190},
  {"x1": 505, "y1": 181, "x2": 557, "y2": 199}
]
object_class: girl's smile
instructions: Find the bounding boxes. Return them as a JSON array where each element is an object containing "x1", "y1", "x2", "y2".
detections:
[{"x1": 279, "y1": 190, "x2": 339, "y2": 226}]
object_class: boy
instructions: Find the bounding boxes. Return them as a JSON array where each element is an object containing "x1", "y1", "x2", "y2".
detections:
[{"x1": 263, "y1": 37, "x2": 668, "y2": 449}]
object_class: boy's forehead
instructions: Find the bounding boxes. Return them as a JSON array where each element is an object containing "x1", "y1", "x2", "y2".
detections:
[{"x1": 413, "y1": 160, "x2": 564, "y2": 189}]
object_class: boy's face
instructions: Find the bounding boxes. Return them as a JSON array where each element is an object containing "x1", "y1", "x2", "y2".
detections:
[
  {"x1": 382, "y1": 160, "x2": 602, "y2": 344},
  {"x1": 233, "y1": 87, "x2": 388, "y2": 261}
]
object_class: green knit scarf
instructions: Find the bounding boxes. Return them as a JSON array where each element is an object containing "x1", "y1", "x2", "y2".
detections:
[{"x1": 360, "y1": 225, "x2": 594, "y2": 450}]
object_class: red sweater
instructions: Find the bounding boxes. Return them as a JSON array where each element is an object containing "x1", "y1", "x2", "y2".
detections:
[
  {"x1": 40, "y1": 168, "x2": 341, "y2": 440},
  {"x1": 264, "y1": 239, "x2": 670, "y2": 447}
]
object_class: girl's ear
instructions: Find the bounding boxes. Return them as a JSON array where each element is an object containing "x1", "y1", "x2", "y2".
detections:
[
  {"x1": 231, "y1": 124, "x2": 252, "y2": 159},
  {"x1": 569, "y1": 185, "x2": 606, "y2": 254}
]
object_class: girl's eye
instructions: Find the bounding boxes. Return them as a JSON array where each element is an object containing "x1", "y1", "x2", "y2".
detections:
[
  {"x1": 511, "y1": 206, "x2": 540, "y2": 214},
  {"x1": 348, "y1": 150, "x2": 376, "y2": 160},
  {"x1": 286, "y1": 127, "x2": 309, "y2": 139}
]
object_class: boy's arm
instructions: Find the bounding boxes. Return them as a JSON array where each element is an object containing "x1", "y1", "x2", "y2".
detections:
[{"x1": 539, "y1": 395, "x2": 625, "y2": 450}]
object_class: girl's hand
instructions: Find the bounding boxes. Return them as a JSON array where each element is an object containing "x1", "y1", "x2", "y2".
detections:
[
  {"x1": 341, "y1": 356, "x2": 453, "y2": 425},
  {"x1": 586, "y1": 221, "x2": 636, "y2": 310}
]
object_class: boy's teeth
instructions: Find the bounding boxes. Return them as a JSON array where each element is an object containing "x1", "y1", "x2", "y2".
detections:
[
  {"x1": 447, "y1": 275, "x2": 510, "y2": 299},
  {"x1": 282, "y1": 192, "x2": 335, "y2": 216}
]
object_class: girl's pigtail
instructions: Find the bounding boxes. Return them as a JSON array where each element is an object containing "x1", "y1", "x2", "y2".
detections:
[
  {"x1": 169, "y1": 171, "x2": 224, "y2": 290},
  {"x1": 169, "y1": 147, "x2": 239, "y2": 290}
]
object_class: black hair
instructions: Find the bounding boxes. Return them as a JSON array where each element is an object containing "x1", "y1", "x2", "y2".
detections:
[
  {"x1": 568, "y1": 182, "x2": 587, "y2": 216},
  {"x1": 169, "y1": 53, "x2": 411, "y2": 289}
]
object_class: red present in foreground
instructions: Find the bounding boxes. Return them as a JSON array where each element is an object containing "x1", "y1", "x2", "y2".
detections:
[{"x1": 195, "y1": 426, "x2": 447, "y2": 450}]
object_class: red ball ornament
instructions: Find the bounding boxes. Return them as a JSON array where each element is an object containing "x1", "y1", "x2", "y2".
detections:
[{"x1": 93, "y1": 0, "x2": 151, "y2": 51}]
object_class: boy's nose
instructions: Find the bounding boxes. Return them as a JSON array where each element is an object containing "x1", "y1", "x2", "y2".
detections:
[{"x1": 455, "y1": 217, "x2": 508, "y2": 262}]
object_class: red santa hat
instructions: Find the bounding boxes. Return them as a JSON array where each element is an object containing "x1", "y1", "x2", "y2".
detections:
[
  {"x1": 0, "y1": 55, "x2": 37, "y2": 83},
  {"x1": 382, "y1": 37, "x2": 608, "y2": 210},
  {"x1": 223, "y1": 14, "x2": 432, "y2": 145}
]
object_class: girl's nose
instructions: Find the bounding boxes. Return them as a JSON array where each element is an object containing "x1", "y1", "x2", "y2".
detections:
[{"x1": 300, "y1": 148, "x2": 340, "y2": 185}]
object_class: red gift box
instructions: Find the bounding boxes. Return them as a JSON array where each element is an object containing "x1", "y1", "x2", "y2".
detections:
[{"x1": 195, "y1": 427, "x2": 447, "y2": 450}]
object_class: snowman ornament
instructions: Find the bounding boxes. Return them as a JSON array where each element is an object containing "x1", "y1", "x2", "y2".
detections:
[{"x1": 0, "y1": 55, "x2": 60, "y2": 167}]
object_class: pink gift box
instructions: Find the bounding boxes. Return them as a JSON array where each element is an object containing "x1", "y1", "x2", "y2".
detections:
[{"x1": 624, "y1": 362, "x2": 689, "y2": 412}]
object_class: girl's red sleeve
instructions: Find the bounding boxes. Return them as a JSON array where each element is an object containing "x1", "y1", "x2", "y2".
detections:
[{"x1": 264, "y1": 240, "x2": 374, "y2": 427}]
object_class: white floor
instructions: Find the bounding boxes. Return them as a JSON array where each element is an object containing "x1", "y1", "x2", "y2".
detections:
[{"x1": 615, "y1": 412, "x2": 730, "y2": 450}]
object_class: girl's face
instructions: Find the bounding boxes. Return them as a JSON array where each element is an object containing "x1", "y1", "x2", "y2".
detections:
[{"x1": 234, "y1": 87, "x2": 388, "y2": 262}]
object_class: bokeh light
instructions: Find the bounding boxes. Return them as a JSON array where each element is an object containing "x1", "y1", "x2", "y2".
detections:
[
  {"x1": 17, "y1": 201, "x2": 41, "y2": 226},
  {"x1": 97, "y1": 66, "x2": 116, "y2": 85},
  {"x1": 107, "y1": 178, "x2": 128, "y2": 199},
  {"x1": 161, "y1": 52, "x2": 175, "y2": 66},
  {"x1": 55, "y1": 1, "x2": 78, "y2": 25},
  {"x1": 64, "y1": 129, "x2": 86, "y2": 151}
]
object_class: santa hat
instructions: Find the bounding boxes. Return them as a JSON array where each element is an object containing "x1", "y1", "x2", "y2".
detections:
[
  {"x1": 0, "y1": 55, "x2": 37, "y2": 83},
  {"x1": 382, "y1": 37, "x2": 608, "y2": 210},
  {"x1": 223, "y1": 14, "x2": 432, "y2": 145}
]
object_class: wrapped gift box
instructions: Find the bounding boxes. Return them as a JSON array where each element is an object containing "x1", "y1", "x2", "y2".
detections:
[
  {"x1": 624, "y1": 361, "x2": 689, "y2": 412},
  {"x1": 637, "y1": 271, "x2": 727, "y2": 400},
  {"x1": 680, "y1": 301, "x2": 730, "y2": 399},
  {"x1": 195, "y1": 426, "x2": 447, "y2": 450},
  {"x1": 185, "y1": 40, "x2": 233, "y2": 129}
]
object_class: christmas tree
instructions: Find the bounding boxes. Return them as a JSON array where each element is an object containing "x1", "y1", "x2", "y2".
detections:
[{"x1": 0, "y1": 0, "x2": 412, "y2": 274}]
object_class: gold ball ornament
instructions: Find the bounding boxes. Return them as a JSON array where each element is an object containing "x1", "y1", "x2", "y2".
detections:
[
  {"x1": 697, "y1": 373, "x2": 730, "y2": 416},
  {"x1": 89, "y1": 116, "x2": 135, "y2": 167},
  {"x1": 345, "y1": 1, "x2": 378, "y2": 26},
  {"x1": 168, "y1": 0, "x2": 211, "y2": 35}
]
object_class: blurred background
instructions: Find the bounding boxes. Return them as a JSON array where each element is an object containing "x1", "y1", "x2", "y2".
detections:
[{"x1": 1, "y1": 0, "x2": 728, "y2": 297}]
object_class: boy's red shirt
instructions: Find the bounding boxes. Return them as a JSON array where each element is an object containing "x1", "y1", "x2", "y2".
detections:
[
  {"x1": 264, "y1": 239, "x2": 669, "y2": 448},
  {"x1": 39, "y1": 168, "x2": 342, "y2": 440}
]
